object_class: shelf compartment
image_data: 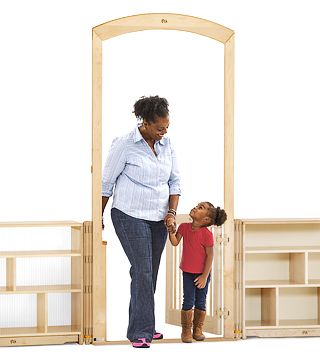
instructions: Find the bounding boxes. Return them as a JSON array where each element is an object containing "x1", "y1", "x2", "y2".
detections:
[
  {"x1": 0, "y1": 294, "x2": 37, "y2": 329},
  {"x1": 244, "y1": 223, "x2": 320, "y2": 249},
  {"x1": 279, "y1": 287, "x2": 320, "y2": 327},
  {"x1": 308, "y1": 253, "x2": 320, "y2": 284},
  {"x1": 245, "y1": 288, "x2": 278, "y2": 328},
  {"x1": 15, "y1": 257, "x2": 76, "y2": 287},
  {"x1": 246, "y1": 252, "x2": 307, "y2": 285}
]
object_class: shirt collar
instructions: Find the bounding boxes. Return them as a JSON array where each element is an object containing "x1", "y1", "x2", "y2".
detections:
[{"x1": 134, "y1": 125, "x2": 166, "y2": 145}]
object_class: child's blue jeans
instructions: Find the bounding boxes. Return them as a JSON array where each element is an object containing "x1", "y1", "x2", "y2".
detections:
[
  {"x1": 182, "y1": 272, "x2": 211, "y2": 311},
  {"x1": 111, "y1": 207, "x2": 168, "y2": 342}
]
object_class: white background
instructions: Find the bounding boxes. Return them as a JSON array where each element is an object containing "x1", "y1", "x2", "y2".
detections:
[{"x1": 1, "y1": 0, "x2": 320, "y2": 358}]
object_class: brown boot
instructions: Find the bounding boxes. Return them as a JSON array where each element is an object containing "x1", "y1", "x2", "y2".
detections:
[
  {"x1": 181, "y1": 309, "x2": 193, "y2": 343},
  {"x1": 193, "y1": 308, "x2": 206, "y2": 341}
]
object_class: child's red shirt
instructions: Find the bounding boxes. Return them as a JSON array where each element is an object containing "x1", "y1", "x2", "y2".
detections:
[{"x1": 177, "y1": 222, "x2": 214, "y2": 274}]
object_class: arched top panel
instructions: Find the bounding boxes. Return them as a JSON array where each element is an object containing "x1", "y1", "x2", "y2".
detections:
[{"x1": 93, "y1": 13, "x2": 234, "y2": 44}]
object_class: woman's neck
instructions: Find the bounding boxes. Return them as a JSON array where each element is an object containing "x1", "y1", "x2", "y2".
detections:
[{"x1": 139, "y1": 126, "x2": 155, "y2": 145}]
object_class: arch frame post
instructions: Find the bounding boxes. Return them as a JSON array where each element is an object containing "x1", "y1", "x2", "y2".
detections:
[{"x1": 91, "y1": 13, "x2": 235, "y2": 343}]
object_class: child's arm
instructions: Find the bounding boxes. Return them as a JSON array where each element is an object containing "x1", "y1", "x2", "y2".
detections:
[
  {"x1": 169, "y1": 230, "x2": 182, "y2": 247},
  {"x1": 194, "y1": 246, "x2": 214, "y2": 289}
]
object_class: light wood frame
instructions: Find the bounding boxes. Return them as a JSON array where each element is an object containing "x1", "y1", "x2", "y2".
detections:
[{"x1": 92, "y1": 13, "x2": 235, "y2": 343}]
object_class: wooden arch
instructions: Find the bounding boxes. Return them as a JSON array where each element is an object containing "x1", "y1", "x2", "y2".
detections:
[{"x1": 92, "y1": 13, "x2": 234, "y2": 343}]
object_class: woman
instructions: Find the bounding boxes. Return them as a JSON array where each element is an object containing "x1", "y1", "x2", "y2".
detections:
[{"x1": 102, "y1": 95, "x2": 181, "y2": 348}]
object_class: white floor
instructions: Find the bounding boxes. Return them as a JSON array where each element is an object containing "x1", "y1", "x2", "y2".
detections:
[
  {"x1": 1, "y1": 337, "x2": 318, "y2": 360},
  {"x1": 106, "y1": 322, "x2": 221, "y2": 341}
]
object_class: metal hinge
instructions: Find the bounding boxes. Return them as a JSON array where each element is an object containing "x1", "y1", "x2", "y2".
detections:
[
  {"x1": 84, "y1": 222, "x2": 93, "y2": 234},
  {"x1": 234, "y1": 329, "x2": 242, "y2": 335},
  {"x1": 216, "y1": 307, "x2": 230, "y2": 319},
  {"x1": 84, "y1": 255, "x2": 93, "y2": 263},
  {"x1": 217, "y1": 235, "x2": 229, "y2": 246},
  {"x1": 84, "y1": 285, "x2": 93, "y2": 294},
  {"x1": 234, "y1": 281, "x2": 241, "y2": 290}
]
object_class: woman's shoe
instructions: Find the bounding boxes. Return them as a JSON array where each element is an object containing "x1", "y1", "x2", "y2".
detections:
[
  {"x1": 153, "y1": 331, "x2": 163, "y2": 340},
  {"x1": 131, "y1": 338, "x2": 151, "y2": 348}
]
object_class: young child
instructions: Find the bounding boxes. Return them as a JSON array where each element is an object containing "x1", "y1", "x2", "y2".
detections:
[{"x1": 167, "y1": 202, "x2": 227, "y2": 343}]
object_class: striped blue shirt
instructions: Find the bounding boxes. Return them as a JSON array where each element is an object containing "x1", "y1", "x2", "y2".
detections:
[{"x1": 102, "y1": 125, "x2": 181, "y2": 221}]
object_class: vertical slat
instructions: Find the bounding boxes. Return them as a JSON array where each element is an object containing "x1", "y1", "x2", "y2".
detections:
[
  {"x1": 71, "y1": 226, "x2": 82, "y2": 337},
  {"x1": 37, "y1": 293, "x2": 48, "y2": 333},
  {"x1": 276, "y1": 287, "x2": 279, "y2": 326},
  {"x1": 241, "y1": 222, "x2": 246, "y2": 338},
  {"x1": 318, "y1": 288, "x2": 320, "y2": 325},
  {"x1": 173, "y1": 246, "x2": 177, "y2": 310},
  {"x1": 165, "y1": 237, "x2": 174, "y2": 323},
  {"x1": 178, "y1": 243, "x2": 182, "y2": 309},
  {"x1": 6, "y1": 258, "x2": 16, "y2": 291},
  {"x1": 83, "y1": 221, "x2": 93, "y2": 344},
  {"x1": 223, "y1": 33, "x2": 235, "y2": 339},
  {"x1": 234, "y1": 221, "x2": 239, "y2": 338},
  {"x1": 92, "y1": 29, "x2": 106, "y2": 342}
]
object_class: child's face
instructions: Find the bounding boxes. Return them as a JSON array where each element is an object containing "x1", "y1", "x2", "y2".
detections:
[{"x1": 189, "y1": 202, "x2": 211, "y2": 223}]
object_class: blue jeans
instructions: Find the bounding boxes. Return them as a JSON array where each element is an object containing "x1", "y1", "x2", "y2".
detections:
[
  {"x1": 182, "y1": 272, "x2": 211, "y2": 311},
  {"x1": 111, "y1": 207, "x2": 168, "y2": 342}
]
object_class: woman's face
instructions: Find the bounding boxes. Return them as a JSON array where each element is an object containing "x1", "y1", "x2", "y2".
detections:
[{"x1": 143, "y1": 116, "x2": 170, "y2": 141}]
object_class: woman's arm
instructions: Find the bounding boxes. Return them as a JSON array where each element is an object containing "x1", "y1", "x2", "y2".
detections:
[
  {"x1": 102, "y1": 196, "x2": 109, "y2": 216},
  {"x1": 164, "y1": 194, "x2": 180, "y2": 232},
  {"x1": 194, "y1": 246, "x2": 214, "y2": 289}
]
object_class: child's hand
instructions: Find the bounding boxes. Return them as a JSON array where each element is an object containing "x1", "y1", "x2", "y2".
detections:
[
  {"x1": 164, "y1": 215, "x2": 176, "y2": 234},
  {"x1": 194, "y1": 275, "x2": 208, "y2": 289}
]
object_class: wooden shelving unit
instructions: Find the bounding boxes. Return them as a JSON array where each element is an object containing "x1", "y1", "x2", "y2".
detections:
[
  {"x1": 0, "y1": 221, "x2": 83, "y2": 346},
  {"x1": 235, "y1": 219, "x2": 320, "y2": 338}
]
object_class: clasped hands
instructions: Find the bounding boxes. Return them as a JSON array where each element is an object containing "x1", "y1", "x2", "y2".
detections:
[{"x1": 164, "y1": 214, "x2": 176, "y2": 234}]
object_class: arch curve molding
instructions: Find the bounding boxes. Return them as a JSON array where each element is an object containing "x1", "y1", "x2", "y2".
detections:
[{"x1": 93, "y1": 13, "x2": 234, "y2": 43}]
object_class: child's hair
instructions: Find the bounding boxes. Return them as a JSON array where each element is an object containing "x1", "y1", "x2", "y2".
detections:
[
  {"x1": 205, "y1": 202, "x2": 227, "y2": 226},
  {"x1": 133, "y1": 95, "x2": 169, "y2": 123}
]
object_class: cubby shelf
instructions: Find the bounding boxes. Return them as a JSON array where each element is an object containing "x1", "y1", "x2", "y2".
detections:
[
  {"x1": 0, "y1": 221, "x2": 83, "y2": 344},
  {"x1": 236, "y1": 219, "x2": 320, "y2": 337}
]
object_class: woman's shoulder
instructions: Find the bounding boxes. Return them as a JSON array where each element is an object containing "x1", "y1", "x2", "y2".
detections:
[{"x1": 110, "y1": 128, "x2": 136, "y2": 147}]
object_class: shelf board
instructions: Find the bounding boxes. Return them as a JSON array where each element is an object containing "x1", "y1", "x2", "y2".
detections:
[
  {"x1": 240, "y1": 218, "x2": 320, "y2": 224},
  {"x1": 246, "y1": 320, "x2": 277, "y2": 328},
  {"x1": 0, "y1": 285, "x2": 81, "y2": 294},
  {"x1": 0, "y1": 221, "x2": 82, "y2": 228},
  {"x1": 279, "y1": 319, "x2": 320, "y2": 327},
  {"x1": 0, "y1": 250, "x2": 81, "y2": 258},
  {"x1": 246, "y1": 246, "x2": 320, "y2": 253},
  {"x1": 0, "y1": 325, "x2": 81, "y2": 337},
  {"x1": 245, "y1": 280, "x2": 320, "y2": 288},
  {"x1": 308, "y1": 279, "x2": 320, "y2": 285},
  {"x1": 246, "y1": 319, "x2": 320, "y2": 329}
]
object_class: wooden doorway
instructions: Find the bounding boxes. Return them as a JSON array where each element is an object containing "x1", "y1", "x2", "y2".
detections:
[{"x1": 91, "y1": 13, "x2": 234, "y2": 343}]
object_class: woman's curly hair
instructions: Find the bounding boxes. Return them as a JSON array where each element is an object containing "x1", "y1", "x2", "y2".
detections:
[{"x1": 133, "y1": 95, "x2": 169, "y2": 123}]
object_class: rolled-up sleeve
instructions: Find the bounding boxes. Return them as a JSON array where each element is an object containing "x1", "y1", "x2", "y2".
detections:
[
  {"x1": 168, "y1": 140, "x2": 181, "y2": 195},
  {"x1": 102, "y1": 138, "x2": 127, "y2": 197}
]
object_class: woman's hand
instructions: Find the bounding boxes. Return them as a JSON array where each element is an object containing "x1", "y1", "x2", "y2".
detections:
[
  {"x1": 164, "y1": 214, "x2": 176, "y2": 234},
  {"x1": 194, "y1": 274, "x2": 208, "y2": 289}
]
